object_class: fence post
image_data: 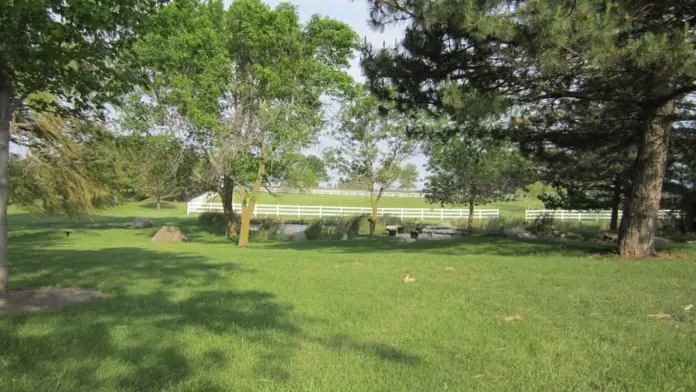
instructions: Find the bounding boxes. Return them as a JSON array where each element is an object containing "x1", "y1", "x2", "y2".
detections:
[
  {"x1": 187, "y1": 203, "x2": 190, "y2": 216},
  {"x1": 297, "y1": 205, "x2": 300, "y2": 218},
  {"x1": 421, "y1": 209, "x2": 424, "y2": 220},
  {"x1": 561, "y1": 210, "x2": 565, "y2": 221},
  {"x1": 578, "y1": 212, "x2": 582, "y2": 222},
  {"x1": 319, "y1": 206, "x2": 323, "y2": 218},
  {"x1": 340, "y1": 206, "x2": 343, "y2": 216},
  {"x1": 401, "y1": 208, "x2": 404, "y2": 219},
  {"x1": 440, "y1": 209, "x2": 444, "y2": 221},
  {"x1": 276, "y1": 205, "x2": 280, "y2": 217},
  {"x1": 478, "y1": 209, "x2": 482, "y2": 219}
]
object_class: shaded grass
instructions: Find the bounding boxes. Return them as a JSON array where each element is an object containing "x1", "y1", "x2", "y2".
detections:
[{"x1": 2, "y1": 208, "x2": 696, "y2": 391}]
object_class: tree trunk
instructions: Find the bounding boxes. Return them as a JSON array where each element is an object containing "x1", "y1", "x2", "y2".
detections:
[
  {"x1": 467, "y1": 199, "x2": 475, "y2": 232},
  {"x1": 220, "y1": 175, "x2": 237, "y2": 238},
  {"x1": 0, "y1": 80, "x2": 12, "y2": 294},
  {"x1": 368, "y1": 188, "x2": 383, "y2": 236},
  {"x1": 238, "y1": 157, "x2": 266, "y2": 247},
  {"x1": 609, "y1": 175, "x2": 622, "y2": 232},
  {"x1": 156, "y1": 195, "x2": 161, "y2": 211},
  {"x1": 618, "y1": 101, "x2": 673, "y2": 257}
]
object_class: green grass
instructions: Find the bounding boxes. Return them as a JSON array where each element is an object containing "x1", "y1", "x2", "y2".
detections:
[{"x1": 2, "y1": 203, "x2": 696, "y2": 391}]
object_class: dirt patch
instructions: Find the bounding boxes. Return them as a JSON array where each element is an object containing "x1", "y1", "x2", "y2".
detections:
[{"x1": 0, "y1": 287, "x2": 108, "y2": 316}]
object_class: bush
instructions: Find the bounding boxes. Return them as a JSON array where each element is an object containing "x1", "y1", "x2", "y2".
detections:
[
  {"x1": 526, "y1": 214, "x2": 556, "y2": 235},
  {"x1": 305, "y1": 215, "x2": 368, "y2": 240},
  {"x1": 198, "y1": 212, "x2": 227, "y2": 234},
  {"x1": 250, "y1": 216, "x2": 285, "y2": 241}
]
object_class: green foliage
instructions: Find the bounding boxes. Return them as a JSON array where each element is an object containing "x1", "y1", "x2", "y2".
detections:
[
  {"x1": 327, "y1": 88, "x2": 419, "y2": 196},
  {"x1": 526, "y1": 214, "x2": 557, "y2": 236},
  {"x1": 250, "y1": 217, "x2": 285, "y2": 241},
  {"x1": 304, "y1": 215, "x2": 366, "y2": 240},
  {"x1": 9, "y1": 113, "x2": 125, "y2": 216},
  {"x1": 198, "y1": 212, "x2": 228, "y2": 234},
  {"x1": 425, "y1": 135, "x2": 536, "y2": 209}
]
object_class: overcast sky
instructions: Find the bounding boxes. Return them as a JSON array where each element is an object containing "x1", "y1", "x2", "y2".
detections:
[{"x1": 223, "y1": 0, "x2": 429, "y2": 188}]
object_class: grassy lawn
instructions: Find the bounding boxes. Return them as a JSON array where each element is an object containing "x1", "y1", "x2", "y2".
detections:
[{"x1": 2, "y1": 204, "x2": 695, "y2": 391}]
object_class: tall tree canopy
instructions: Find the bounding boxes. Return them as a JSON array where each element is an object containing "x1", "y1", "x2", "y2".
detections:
[
  {"x1": 327, "y1": 89, "x2": 419, "y2": 235},
  {"x1": 132, "y1": 0, "x2": 359, "y2": 245},
  {"x1": 0, "y1": 0, "x2": 164, "y2": 292},
  {"x1": 363, "y1": 0, "x2": 696, "y2": 257}
]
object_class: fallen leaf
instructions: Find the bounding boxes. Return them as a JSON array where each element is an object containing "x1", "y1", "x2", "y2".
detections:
[
  {"x1": 403, "y1": 275, "x2": 416, "y2": 284},
  {"x1": 504, "y1": 315, "x2": 523, "y2": 322},
  {"x1": 648, "y1": 313, "x2": 672, "y2": 320}
]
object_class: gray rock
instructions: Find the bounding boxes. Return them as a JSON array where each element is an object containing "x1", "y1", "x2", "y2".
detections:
[
  {"x1": 133, "y1": 217, "x2": 153, "y2": 229},
  {"x1": 151, "y1": 226, "x2": 189, "y2": 243},
  {"x1": 503, "y1": 228, "x2": 537, "y2": 240},
  {"x1": 654, "y1": 236, "x2": 673, "y2": 248},
  {"x1": 566, "y1": 232, "x2": 585, "y2": 241}
]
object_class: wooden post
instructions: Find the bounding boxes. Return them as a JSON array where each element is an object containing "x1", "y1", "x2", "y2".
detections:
[
  {"x1": 297, "y1": 205, "x2": 300, "y2": 218},
  {"x1": 319, "y1": 206, "x2": 323, "y2": 218}
]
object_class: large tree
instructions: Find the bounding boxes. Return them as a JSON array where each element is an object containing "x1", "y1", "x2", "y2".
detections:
[
  {"x1": 363, "y1": 1, "x2": 696, "y2": 257},
  {"x1": 327, "y1": 89, "x2": 419, "y2": 235},
  {"x1": 0, "y1": 0, "x2": 163, "y2": 292},
  {"x1": 425, "y1": 135, "x2": 535, "y2": 231},
  {"x1": 133, "y1": 0, "x2": 358, "y2": 246}
]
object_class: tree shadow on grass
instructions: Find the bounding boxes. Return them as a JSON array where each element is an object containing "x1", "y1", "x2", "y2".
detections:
[
  {"x1": 268, "y1": 236, "x2": 616, "y2": 257},
  {"x1": 2, "y1": 242, "x2": 422, "y2": 391}
]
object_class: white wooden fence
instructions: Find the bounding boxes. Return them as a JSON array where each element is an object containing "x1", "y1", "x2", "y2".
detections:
[
  {"x1": 187, "y1": 201, "x2": 499, "y2": 221},
  {"x1": 262, "y1": 187, "x2": 425, "y2": 198},
  {"x1": 525, "y1": 209, "x2": 679, "y2": 222}
]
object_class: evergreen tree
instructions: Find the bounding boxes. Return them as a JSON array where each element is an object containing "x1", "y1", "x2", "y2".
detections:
[{"x1": 363, "y1": 0, "x2": 696, "y2": 257}]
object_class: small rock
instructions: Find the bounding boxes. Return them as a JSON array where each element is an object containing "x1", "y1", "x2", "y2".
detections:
[
  {"x1": 403, "y1": 275, "x2": 416, "y2": 284},
  {"x1": 566, "y1": 232, "x2": 585, "y2": 241},
  {"x1": 503, "y1": 229, "x2": 537, "y2": 240},
  {"x1": 654, "y1": 236, "x2": 673, "y2": 248},
  {"x1": 133, "y1": 217, "x2": 153, "y2": 229},
  {"x1": 151, "y1": 226, "x2": 189, "y2": 243},
  {"x1": 504, "y1": 315, "x2": 523, "y2": 322}
]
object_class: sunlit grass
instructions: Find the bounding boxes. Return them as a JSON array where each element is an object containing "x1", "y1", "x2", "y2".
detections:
[{"x1": 2, "y1": 205, "x2": 695, "y2": 391}]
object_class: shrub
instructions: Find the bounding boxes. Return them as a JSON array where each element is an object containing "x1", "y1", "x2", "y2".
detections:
[
  {"x1": 305, "y1": 215, "x2": 368, "y2": 240},
  {"x1": 526, "y1": 213, "x2": 556, "y2": 235},
  {"x1": 198, "y1": 212, "x2": 227, "y2": 234},
  {"x1": 250, "y1": 216, "x2": 285, "y2": 241}
]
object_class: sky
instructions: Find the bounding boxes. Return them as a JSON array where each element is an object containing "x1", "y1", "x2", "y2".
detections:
[{"x1": 223, "y1": 0, "x2": 429, "y2": 188}]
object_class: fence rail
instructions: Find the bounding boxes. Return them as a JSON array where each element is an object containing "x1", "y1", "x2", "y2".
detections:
[
  {"x1": 262, "y1": 188, "x2": 425, "y2": 198},
  {"x1": 187, "y1": 202, "x2": 499, "y2": 221},
  {"x1": 525, "y1": 209, "x2": 679, "y2": 222}
]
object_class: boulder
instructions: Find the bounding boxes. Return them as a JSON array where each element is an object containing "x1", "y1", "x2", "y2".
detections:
[
  {"x1": 566, "y1": 232, "x2": 585, "y2": 241},
  {"x1": 133, "y1": 217, "x2": 153, "y2": 229},
  {"x1": 654, "y1": 236, "x2": 673, "y2": 248},
  {"x1": 292, "y1": 231, "x2": 307, "y2": 241},
  {"x1": 503, "y1": 229, "x2": 537, "y2": 240},
  {"x1": 151, "y1": 226, "x2": 190, "y2": 243}
]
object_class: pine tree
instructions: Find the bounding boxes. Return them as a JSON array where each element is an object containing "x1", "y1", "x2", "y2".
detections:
[{"x1": 363, "y1": 0, "x2": 696, "y2": 257}]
